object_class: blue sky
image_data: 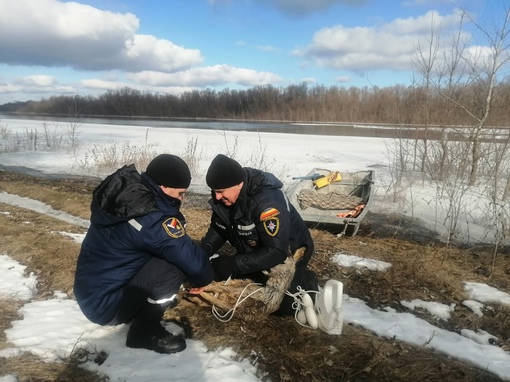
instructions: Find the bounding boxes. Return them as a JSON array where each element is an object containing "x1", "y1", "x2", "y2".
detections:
[{"x1": 0, "y1": 0, "x2": 506, "y2": 105}]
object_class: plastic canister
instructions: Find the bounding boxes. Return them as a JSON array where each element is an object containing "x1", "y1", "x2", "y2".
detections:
[{"x1": 316, "y1": 279, "x2": 344, "y2": 335}]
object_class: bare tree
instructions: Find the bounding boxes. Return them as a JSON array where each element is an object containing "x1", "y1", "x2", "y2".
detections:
[
  {"x1": 435, "y1": 8, "x2": 510, "y2": 185},
  {"x1": 412, "y1": 11, "x2": 442, "y2": 173}
]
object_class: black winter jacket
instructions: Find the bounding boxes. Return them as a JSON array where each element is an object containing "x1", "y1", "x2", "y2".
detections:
[
  {"x1": 201, "y1": 167, "x2": 313, "y2": 276},
  {"x1": 74, "y1": 164, "x2": 213, "y2": 325}
]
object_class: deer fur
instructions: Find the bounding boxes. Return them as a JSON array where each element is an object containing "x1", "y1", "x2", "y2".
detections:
[{"x1": 187, "y1": 247, "x2": 306, "y2": 321}]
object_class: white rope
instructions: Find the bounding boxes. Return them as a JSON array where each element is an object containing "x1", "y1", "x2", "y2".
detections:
[
  {"x1": 208, "y1": 281, "x2": 321, "y2": 327},
  {"x1": 210, "y1": 279, "x2": 264, "y2": 322},
  {"x1": 285, "y1": 286, "x2": 319, "y2": 329}
]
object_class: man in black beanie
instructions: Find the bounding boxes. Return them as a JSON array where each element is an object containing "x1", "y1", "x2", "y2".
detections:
[
  {"x1": 201, "y1": 154, "x2": 318, "y2": 316},
  {"x1": 74, "y1": 154, "x2": 213, "y2": 354}
]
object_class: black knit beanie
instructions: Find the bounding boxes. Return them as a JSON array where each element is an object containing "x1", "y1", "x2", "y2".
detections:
[
  {"x1": 145, "y1": 154, "x2": 191, "y2": 188},
  {"x1": 206, "y1": 154, "x2": 244, "y2": 190}
]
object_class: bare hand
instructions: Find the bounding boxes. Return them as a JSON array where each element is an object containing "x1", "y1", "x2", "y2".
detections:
[{"x1": 188, "y1": 286, "x2": 206, "y2": 295}]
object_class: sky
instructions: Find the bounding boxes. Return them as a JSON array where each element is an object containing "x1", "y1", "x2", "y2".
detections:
[
  {"x1": 0, "y1": 0, "x2": 507, "y2": 105},
  {"x1": 0, "y1": 117, "x2": 510, "y2": 381}
]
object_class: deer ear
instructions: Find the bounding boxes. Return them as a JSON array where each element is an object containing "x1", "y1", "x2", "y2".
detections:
[{"x1": 293, "y1": 247, "x2": 306, "y2": 261}]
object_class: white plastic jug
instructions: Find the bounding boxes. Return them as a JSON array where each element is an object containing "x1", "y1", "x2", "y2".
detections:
[{"x1": 316, "y1": 279, "x2": 344, "y2": 335}]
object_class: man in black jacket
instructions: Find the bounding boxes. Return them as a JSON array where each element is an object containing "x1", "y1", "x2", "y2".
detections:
[
  {"x1": 74, "y1": 154, "x2": 214, "y2": 354},
  {"x1": 201, "y1": 154, "x2": 318, "y2": 315}
]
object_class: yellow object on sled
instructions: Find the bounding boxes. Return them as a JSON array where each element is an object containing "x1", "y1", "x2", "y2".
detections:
[{"x1": 313, "y1": 171, "x2": 342, "y2": 189}]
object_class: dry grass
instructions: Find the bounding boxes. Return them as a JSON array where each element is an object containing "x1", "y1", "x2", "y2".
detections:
[{"x1": 0, "y1": 169, "x2": 509, "y2": 381}]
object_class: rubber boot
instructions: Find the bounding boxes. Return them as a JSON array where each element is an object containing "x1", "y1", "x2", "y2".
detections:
[
  {"x1": 126, "y1": 301, "x2": 186, "y2": 354},
  {"x1": 274, "y1": 269, "x2": 319, "y2": 316},
  {"x1": 303, "y1": 269, "x2": 319, "y2": 302}
]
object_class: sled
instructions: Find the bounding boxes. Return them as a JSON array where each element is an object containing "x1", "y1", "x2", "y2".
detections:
[{"x1": 286, "y1": 168, "x2": 374, "y2": 236}]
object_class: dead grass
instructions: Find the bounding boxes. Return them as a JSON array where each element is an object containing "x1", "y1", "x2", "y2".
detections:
[
  {"x1": 0, "y1": 352, "x2": 107, "y2": 382},
  {"x1": 0, "y1": 169, "x2": 508, "y2": 381},
  {"x1": 0, "y1": 171, "x2": 98, "y2": 220}
]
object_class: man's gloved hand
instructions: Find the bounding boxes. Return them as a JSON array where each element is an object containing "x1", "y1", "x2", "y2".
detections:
[
  {"x1": 200, "y1": 241, "x2": 215, "y2": 257},
  {"x1": 210, "y1": 255, "x2": 239, "y2": 281}
]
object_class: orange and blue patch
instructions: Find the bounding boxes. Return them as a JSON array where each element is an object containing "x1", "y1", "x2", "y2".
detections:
[
  {"x1": 162, "y1": 217, "x2": 185, "y2": 238},
  {"x1": 260, "y1": 207, "x2": 280, "y2": 236},
  {"x1": 260, "y1": 207, "x2": 280, "y2": 221}
]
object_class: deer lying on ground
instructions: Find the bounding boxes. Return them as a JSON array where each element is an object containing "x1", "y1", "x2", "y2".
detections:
[{"x1": 186, "y1": 247, "x2": 306, "y2": 321}]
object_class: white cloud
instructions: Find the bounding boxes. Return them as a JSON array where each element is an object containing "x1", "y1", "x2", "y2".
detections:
[
  {"x1": 298, "y1": 10, "x2": 462, "y2": 72},
  {"x1": 14, "y1": 75, "x2": 57, "y2": 87},
  {"x1": 0, "y1": 0, "x2": 202, "y2": 72},
  {"x1": 337, "y1": 76, "x2": 351, "y2": 83},
  {"x1": 0, "y1": 84, "x2": 24, "y2": 94},
  {"x1": 0, "y1": 0, "x2": 284, "y2": 101},
  {"x1": 79, "y1": 79, "x2": 125, "y2": 91},
  {"x1": 0, "y1": 75, "x2": 74, "y2": 95},
  {"x1": 129, "y1": 65, "x2": 282, "y2": 87},
  {"x1": 79, "y1": 78, "x2": 196, "y2": 96},
  {"x1": 123, "y1": 35, "x2": 202, "y2": 72}
]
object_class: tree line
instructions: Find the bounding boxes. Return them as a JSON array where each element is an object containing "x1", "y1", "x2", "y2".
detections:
[{"x1": 2, "y1": 81, "x2": 510, "y2": 127}]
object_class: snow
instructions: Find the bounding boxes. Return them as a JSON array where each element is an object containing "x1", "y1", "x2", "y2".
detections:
[
  {"x1": 0, "y1": 117, "x2": 509, "y2": 381},
  {"x1": 331, "y1": 253, "x2": 392, "y2": 271},
  {"x1": 399, "y1": 299, "x2": 456, "y2": 321},
  {"x1": 463, "y1": 282, "x2": 510, "y2": 305},
  {"x1": 0, "y1": 254, "x2": 37, "y2": 301}
]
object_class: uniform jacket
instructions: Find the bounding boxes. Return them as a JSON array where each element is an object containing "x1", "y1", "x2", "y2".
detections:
[
  {"x1": 74, "y1": 164, "x2": 213, "y2": 325},
  {"x1": 201, "y1": 167, "x2": 313, "y2": 276}
]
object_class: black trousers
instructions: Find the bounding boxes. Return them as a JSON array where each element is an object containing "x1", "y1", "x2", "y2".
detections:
[{"x1": 109, "y1": 257, "x2": 185, "y2": 325}]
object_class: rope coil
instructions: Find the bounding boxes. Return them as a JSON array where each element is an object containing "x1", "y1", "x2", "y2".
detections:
[{"x1": 210, "y1": 278, "x2": 264, "y2": 322}]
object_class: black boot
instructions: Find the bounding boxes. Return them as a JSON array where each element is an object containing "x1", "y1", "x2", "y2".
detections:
[
  {"x1": 304, "y1": 269, "x2": 319, "y2": 290},
  {"x1": 126, "y1": 302, "x2": 186, "y2": 354},
  {"x1": 274, "y1": 269, "x2": 319, "y2": 316},
  {"x1": 303, "y1": 269, "x2": 319, "y2": 303}
]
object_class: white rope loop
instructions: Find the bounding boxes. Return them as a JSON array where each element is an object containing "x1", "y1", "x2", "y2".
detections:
[
  {"x1": 210, "y1": 279, "x2": 264, "y2": 322},
  {"x1": 285, "y1": 286, "x2": 319, "y2": 329},
  {"x1": 209, "y1": 282, "x2": 321, "y2": 328}
]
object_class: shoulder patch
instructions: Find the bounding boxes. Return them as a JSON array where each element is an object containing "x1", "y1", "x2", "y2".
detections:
[
  {"x1": 260, "y1": 207, "x2": 280, "y2": 221},
  {"x1": 260, "y1": 208, "x2": 280, "y2": 236},
  {"x1": 263, "y1": 217, "x2": 280, "y2": 237},
  {"x1": 162, "y1": 217, "x2": 186, "y2": 238}
]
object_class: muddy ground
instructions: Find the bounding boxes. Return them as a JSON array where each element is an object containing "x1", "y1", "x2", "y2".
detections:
[{"x1": 0, "y1": 169, "x2": 509, "y2": 382}]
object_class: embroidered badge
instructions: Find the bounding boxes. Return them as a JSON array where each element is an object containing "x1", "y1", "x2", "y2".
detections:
[
  {"x1": 162, "y1": 217, "x2": 185, "y2": 238},
  {"x1": 263, "y1": 217, "x2": 280, "y2": 237},
  {"x1": 260, "y1": 207, "x2": 280, "y2": 236}
]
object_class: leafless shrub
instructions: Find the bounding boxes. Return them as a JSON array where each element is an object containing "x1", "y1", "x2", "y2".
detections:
[
  {"x1": 78, "y1": 129, "x2": 159, "y2": 176},
  {"x1": 245, "y1": 132, "x2": 274, "y2": 172},
  {"x1": 0, "y1": 122, "x2": 80, "y2": 153},
  {"x1": 218, "y1": 129, "x2": 239, "y2": 159},
  {"x1": 384, "y1": 135, "x2": 417, "y2": 203},
  {"x1": 0, "y1": 123, "x2": 9, "y2": 139},
  {"x1": 42, "y1": 122, "x2": 63, "y2": 150},
  {"x1": 65, "y1": 120, "x2": 81, "y2": 152},
  {"x1": 178, "y1": 135, "x2": 202, "y2": 177}
]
